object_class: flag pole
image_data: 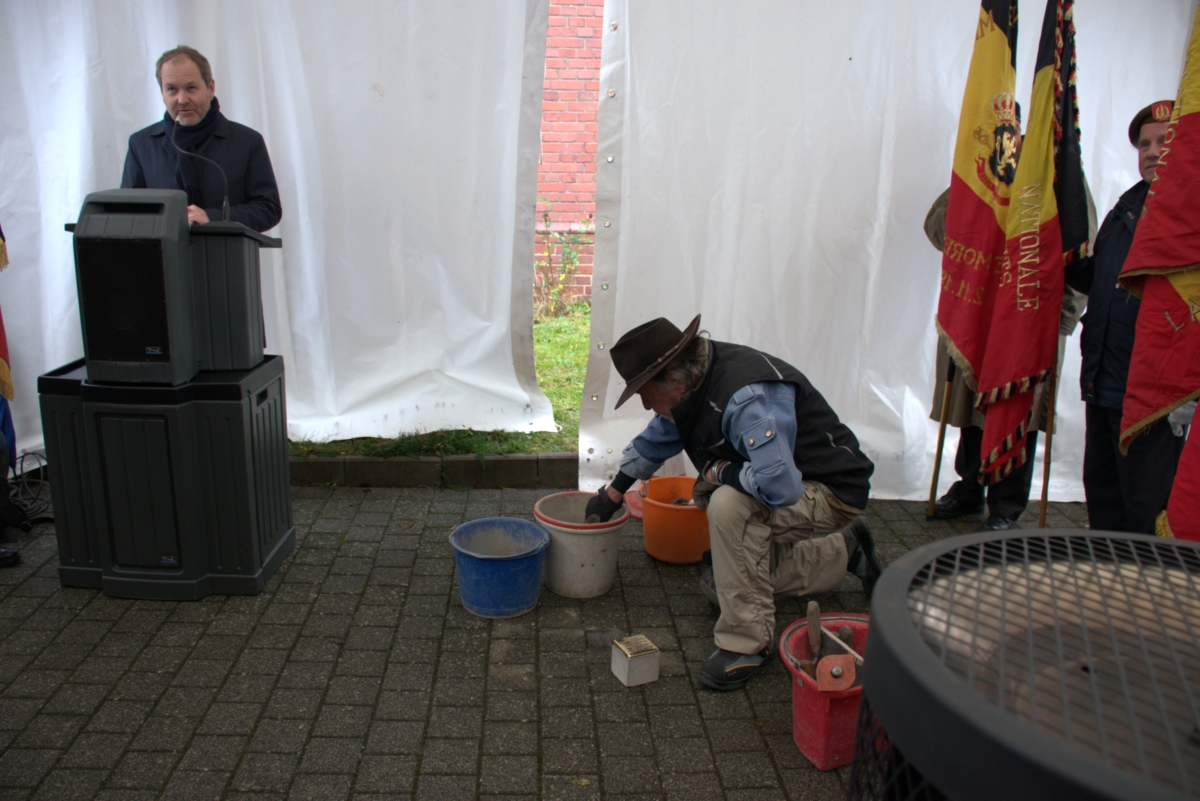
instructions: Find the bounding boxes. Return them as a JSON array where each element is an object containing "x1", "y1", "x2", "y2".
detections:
[
  {"x1": 927, "y1": 360, "x2": 956, "y2": 520},
  {"x1": 1038, "y1": 336, "x2": 1066, "y2": 528}
]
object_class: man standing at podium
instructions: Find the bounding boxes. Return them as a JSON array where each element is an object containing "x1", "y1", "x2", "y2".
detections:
[{"x1": 121, "y1": 46, "x2": 281, "y2": 233}]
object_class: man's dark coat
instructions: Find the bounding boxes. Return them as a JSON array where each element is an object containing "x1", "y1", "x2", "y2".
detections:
[
  {"x1": 121, "y1": 110, "x2": 282, "y2": 233},
  {"x1": 1067, "y1": 180, "x2": 1148, "y2": 409}
]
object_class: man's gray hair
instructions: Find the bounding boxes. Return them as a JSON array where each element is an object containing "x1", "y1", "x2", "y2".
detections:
[
  {"x1": 651, "y1": 335, "x2": 710, "y2": 392},
  {"x1": 156, "y1": 46, "x2": 213, "y2": 88}
]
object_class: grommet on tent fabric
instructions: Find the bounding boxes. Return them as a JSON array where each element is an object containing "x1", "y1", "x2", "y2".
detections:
[
  {"x1": 610, "y1": 22, "x2": 617, "y2": 30},
  {"x1": 608, "y1": 89, "x2": 616, "y2": 97},
  {"x1": 601, "y1": 282, "x2": 609, "y2": 289},
  {"x1": 603, "y1": 220, "x2": 611, "y2": 227},
  {"x1": 606, "y1": 155, "x2": 614, "y2": 162},
  {"x1": 591, "y1": 395, "x2": 598, "y2": 401},
  {"x1": 598, "y1": 343, "x2": 605, "y2": 349}
]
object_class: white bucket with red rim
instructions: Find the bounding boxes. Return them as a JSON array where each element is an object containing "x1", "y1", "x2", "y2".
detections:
[{"x1": 533, "y1": 491, "x2": 629, "y2": 598}]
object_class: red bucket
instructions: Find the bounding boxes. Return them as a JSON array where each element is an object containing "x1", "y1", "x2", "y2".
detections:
[{"x1": 779, "y1": 612, "x2": 870, "y2": 771}]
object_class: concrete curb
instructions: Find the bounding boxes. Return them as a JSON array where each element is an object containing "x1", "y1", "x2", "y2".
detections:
[{"x1": 290, "y1": 452, "x2": 579, "y2": 489}]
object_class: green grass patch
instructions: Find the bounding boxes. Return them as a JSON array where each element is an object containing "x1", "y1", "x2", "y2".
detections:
[{"x1": 290, "y1": 302, "x2": 591, "y2": 458}]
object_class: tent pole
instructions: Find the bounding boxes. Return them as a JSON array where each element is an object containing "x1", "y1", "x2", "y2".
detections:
[{"x1": 927, "y1": 360, "x2": 956, "y2": 520}]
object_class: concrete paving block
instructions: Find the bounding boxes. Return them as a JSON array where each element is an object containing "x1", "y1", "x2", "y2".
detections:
[
  {"x1": 443, "y1": 454, "x2": 538, "y2": 489},
  {"x1": 538, "y1": 453, "x2": 578, "y2": 489},
  {"x1": 344, "y1": 456, "x2": 441, "y2": 488},
  {"x1": 290, "y1": 456, "x2": 345, "y2": 486}
]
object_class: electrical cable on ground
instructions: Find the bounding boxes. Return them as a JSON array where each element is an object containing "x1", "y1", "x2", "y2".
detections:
[{"x1": 11, "y1": 452, "x2": 52, "y2": 525}]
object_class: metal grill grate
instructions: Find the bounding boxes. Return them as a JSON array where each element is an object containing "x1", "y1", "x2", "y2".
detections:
[
  {"x1": 908, "y1": 535, "x2": 1200, "y2": 797},
  {"x1": 848, "y1": 694, "x2": 948, "y2": 801}
]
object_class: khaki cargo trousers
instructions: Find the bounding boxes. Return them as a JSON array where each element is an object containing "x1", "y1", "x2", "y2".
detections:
[{"x1": 695, "y1": 482, "x2": 863, "y2": 655}]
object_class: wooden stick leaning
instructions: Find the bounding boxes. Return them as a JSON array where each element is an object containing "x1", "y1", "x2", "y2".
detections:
[
  {"x1": 1038, "y1": 336, "x2": 1066, "y2": 528},
  {"x1": 927, "y1": 360, "x2": 957, "y2": 519},
  {"x1": 819, "y1": 625, "x2": 865, "y2": 665}
]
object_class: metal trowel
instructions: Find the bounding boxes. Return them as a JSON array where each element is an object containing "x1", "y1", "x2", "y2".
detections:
[{"x1": 815, "y1": 654, "x2": 856, "y2": 692}]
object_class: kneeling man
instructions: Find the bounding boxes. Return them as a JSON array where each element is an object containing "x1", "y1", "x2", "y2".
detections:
[{"x1": 586, "y1": 316, "x2": 880, "y2": 691}]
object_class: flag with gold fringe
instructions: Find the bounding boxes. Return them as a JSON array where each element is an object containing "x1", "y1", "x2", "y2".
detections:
[
  {"x1": 0, "y1": 223, "x2": 11, "y2": 402},
  {"x1": 936, "y1": 0, "x2": 1018, "y2": 403},
  {"x1": 1119, "y1": 11, "x2": 1200, "y2": 540},
  {"x1": 975, "y1": 0, "x2": 1088, "y2": 483}
]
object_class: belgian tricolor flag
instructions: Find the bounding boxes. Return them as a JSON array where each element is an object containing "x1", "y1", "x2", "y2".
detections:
[
  {"x1": 0, "y1": 222, "x2": 11, "y2": 402},
  {"x1": 1119, "y1": 11, "x2": 1200, "y2": 540},
  {"x1": 937, "y1": 0, "x2": 1018, "y2": 400},
  {"x1": 975, "y1": 0, "x2": 1088, "y2": 483}
]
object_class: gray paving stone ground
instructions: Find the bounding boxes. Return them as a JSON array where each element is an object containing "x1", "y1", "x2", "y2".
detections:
[{"x1": 0, "y1": 486, "x2": 1088, "y2": 800}]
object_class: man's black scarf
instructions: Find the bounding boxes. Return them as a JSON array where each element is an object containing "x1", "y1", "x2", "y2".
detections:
[{"x1": 161, "y1": 96, "x2": 222, "y2": 207}]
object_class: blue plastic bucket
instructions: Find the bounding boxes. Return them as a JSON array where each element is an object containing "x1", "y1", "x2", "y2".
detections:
[{"x1": 450, "y1": 517, "x2": 549, "y2": 618}]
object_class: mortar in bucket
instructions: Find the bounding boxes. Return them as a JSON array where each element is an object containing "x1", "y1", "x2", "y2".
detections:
[
  {"x1": 641, "y1": 475, "x2": 709, "y2": 564},
  {"x1": 450, "y1": 517, "x2": 549, "y2": 618},
  {"x1": 534, "y1": 491, "x2": 629, "y2": 598}
]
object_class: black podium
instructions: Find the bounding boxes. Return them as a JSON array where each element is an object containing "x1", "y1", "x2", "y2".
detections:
[{"x1": 43, "y1": 189, "x2": 293, "y2": 599}]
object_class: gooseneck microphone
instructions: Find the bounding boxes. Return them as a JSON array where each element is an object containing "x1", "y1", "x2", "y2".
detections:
[{"x1": 170, "y1": 113, "x2": 231, "y2": 222}]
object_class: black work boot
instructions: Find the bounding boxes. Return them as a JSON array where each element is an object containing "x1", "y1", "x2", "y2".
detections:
[
  {"x1": 843, "y1": 518, "x2": 883, "y2": 598},
  {"x1": 698, "y1": 645, "x2": 775, "y2": 691}
]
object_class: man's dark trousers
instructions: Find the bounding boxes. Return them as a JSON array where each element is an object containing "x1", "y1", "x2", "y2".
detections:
[
  {"x1": 943, "y1": 426, "x2": 1038, "y2": 521},
  {"x1": 1084, "y1": 404, "x2": 1183, "y2": 534}
]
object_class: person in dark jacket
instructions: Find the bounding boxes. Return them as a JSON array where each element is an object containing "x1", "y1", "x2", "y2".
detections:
[
  {"x1": 121, "y1": 46, "x2": 281, "y2": 233},
  {"x1": 1066, "y1": 100, "x2": 1184, "y2": 533},
  {"x1": 584, "y1": 316, "x2": 881, "y2": 691}
]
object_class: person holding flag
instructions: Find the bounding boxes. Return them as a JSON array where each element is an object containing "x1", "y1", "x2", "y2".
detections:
[
  {"x1": 1065, "y1": 100, "x2": 1185, "y2": 534},
  {"x1": 1111, "y1": 9, "x2": 1200, "y2": 539},
  {"x1": 935, "y1": 0, "x2": 1019, "y2": 446},
  {"x1": 933, "y1": 0, "x2": 1089, "y2": 526},
  {"x1": 972, "y1": 0, "x2": 1090, "y2": 495}
]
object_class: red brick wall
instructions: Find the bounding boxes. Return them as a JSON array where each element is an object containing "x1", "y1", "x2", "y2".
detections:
[{"x1": 537, "y1": 0, "x2": 603, "y2": 301}]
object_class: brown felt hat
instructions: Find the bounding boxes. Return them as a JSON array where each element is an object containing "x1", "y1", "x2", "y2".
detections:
[
  {"x1": 1128, "y1": 100, "x2": 1174, "y2": 145},
  {"x1": 610, "y1": 315, "x2": 701, "y2": 409}
]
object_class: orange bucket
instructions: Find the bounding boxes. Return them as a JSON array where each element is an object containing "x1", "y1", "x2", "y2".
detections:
[{"x1": 640, "y1": 475, "x2": 709, "y2": 564}]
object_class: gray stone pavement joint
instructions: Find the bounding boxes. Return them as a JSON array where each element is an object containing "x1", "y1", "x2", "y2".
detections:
[{"x1": 0, "y1": 484, "x2": 1086, "y2": 799}]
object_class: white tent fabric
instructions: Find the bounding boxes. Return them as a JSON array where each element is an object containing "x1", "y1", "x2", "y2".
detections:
[
  {"x1": 0, "y1": 0, "x2": 555, "y2": 456},
  {"x1": 582, "y1": 0, "x2": 1198, "y2": 500}
]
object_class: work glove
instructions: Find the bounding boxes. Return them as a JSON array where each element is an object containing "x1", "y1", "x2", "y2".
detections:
[
  {"x1": 1059, "y1": 287, "x2": 1087, "y2": 336},
  {"x1": 585, "y1": 486, "x2": 624, "y2": 523},
  {"x1": 1170, "y1": 400, "x2": 1197, "y2": 437},
  {"x1": 691, "y1": 478, "x2": 719, "y2": 511}
]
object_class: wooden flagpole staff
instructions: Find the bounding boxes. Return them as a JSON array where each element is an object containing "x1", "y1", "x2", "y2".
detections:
[
  {"x1": 1038, "y1": 336, "x2": 1066, "y2": 528},
  {"x1": 927, "y1": 359, "x2": 957, "y2": 520}
]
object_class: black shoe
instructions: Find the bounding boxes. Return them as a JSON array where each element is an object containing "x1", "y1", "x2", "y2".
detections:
[
  {"x1": 0, "y1": 548, "x2": 19, "y2": 568},
  {"x1": 699, "y1": 568, "x2": 718, "y2": 606},
  {"x1": 979, "y1": 515, "x2": 1017, "y2": 531},
  {"x1": 701, "y1": 549, "x2": 712, "y2": 567},
  {"x1": 843, "y1": 518, "x2": 883, "y2": 598},
  {"x1": 932, "y1": 494, "x2": 986, "y2": 519},
  {"x1": 0, "y1": 496, "x2": 28, "y2": 533},
  {"x1": 698, "y1": 645, "x2": 775, "y2": 691}
]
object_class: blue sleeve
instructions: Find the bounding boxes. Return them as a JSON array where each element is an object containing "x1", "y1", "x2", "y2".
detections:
[
  {"x1": 618, "y1": 415, "x2": 684, "y2": 480},
  {"x1": 721, "y1": 382, "x2": 804, "y2": 507}
]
